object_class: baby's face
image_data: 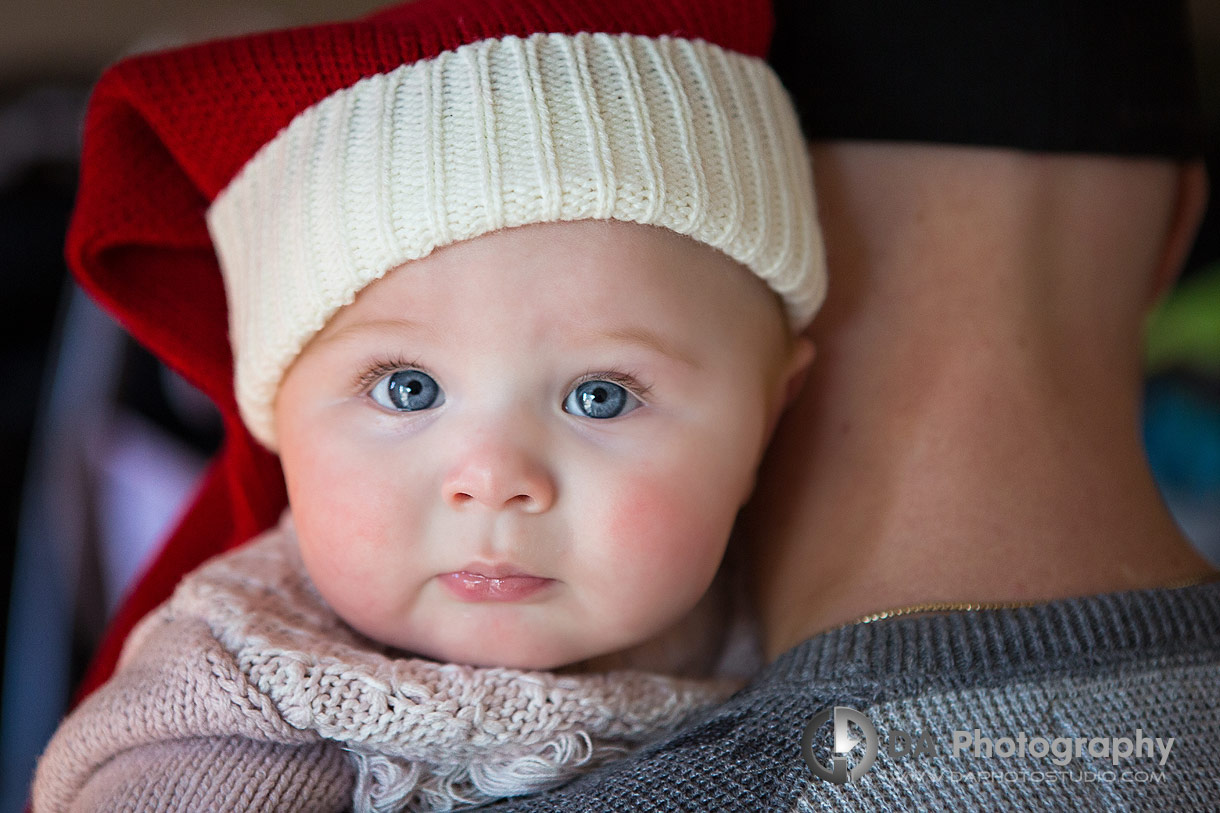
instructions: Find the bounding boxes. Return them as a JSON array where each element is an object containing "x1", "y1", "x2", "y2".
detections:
[{"x1": 275, "y1": 220, "x2": 806, "y2": 669}]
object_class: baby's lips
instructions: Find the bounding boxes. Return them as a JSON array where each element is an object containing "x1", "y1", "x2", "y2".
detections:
[{"x1": 438, "y1": 571, "x2": 554, "y2": 602}]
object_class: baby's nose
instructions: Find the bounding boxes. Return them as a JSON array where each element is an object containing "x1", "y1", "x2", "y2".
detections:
[{"x1": 442, "y1": 442, "x2": 556, "y2": 513}]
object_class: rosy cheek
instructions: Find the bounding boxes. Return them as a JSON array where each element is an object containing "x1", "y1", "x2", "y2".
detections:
[
  {"x1": 603, "y1": 475, "x2": 727, "y2": 579},
  {"x1": 289, "y1": 449, "x2": 394, "y2": 588},
  {"x1": 295, "y1": 500, "x2": 399, "y2": 629},
  {"x1": 607, "y1": 479, "x2": 678, "y2": 545}
]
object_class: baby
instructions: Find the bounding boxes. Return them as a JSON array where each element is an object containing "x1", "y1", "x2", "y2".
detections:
[
  {"x1": 34, "y1": 0, "x2": 823, "y2": 809},
  {"x1": 275, "y1": 218, "x2": 812, "y2": 675}
]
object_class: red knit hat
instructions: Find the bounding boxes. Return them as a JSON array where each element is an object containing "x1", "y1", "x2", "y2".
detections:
[{"x1": 68, "y1": 0, "x2": 818, "y2": 698}]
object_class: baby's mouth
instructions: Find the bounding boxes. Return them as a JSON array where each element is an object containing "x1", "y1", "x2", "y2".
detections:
[{"x1": 438, "y1": 570, "x2": 554, "y2": 602}]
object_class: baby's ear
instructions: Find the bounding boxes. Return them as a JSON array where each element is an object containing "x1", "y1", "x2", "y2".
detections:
[
  {"x1": 764, "y1": 335, "x2": 815, "y2": 443},
  {"x1": 779, "y1": 335, "x2": 815, "y2": 411}
]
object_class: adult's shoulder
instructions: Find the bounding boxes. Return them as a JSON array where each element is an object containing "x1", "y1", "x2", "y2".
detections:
[{"x1": 481, "y1": 581, "x2": 1220, "y2": 811}]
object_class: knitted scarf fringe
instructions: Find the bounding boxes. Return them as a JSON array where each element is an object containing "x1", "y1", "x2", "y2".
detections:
[{"x1": 350, "y1": 730, "x2": 628, "y2": 812}]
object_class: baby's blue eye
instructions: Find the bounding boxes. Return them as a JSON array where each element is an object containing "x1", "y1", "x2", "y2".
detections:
[
  {"x1": 563, "y1": 380, "x2": 640, "y2": 419},
  {"x1": 370, "y1": 369, "x2": 443, "y2": 412}
]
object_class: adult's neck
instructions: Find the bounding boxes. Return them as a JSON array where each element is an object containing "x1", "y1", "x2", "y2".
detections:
[{"x1": 741, "y1": 142, "x2": 1217, "y2": 661}]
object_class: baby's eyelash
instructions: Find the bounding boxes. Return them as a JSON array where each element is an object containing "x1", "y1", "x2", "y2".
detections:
[
  {"x1": 574, "y1": 369, "x2": 653, "y2": 400},
  {"x1": 350, "y1": 360, "x2": 653, "y2": 400},
  {"x1": 352, "y1": 354, "x2": 420, "y2": 393}
]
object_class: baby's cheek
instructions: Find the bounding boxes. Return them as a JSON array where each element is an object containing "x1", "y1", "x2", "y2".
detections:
[
  {"x1": 292, "y1": 442, "x2": 396, "y2": 549},
  {"x1": 603, "y1": 475, "x2": 728, "y2": 583},
  {"x1": 291, "y1": 476, "x2": 399, "y2": 612}
]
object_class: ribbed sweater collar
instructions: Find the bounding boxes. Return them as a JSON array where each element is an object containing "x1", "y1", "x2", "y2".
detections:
[{"x1": 760, "y1": 580, "x2": 1220, "y2": 690}]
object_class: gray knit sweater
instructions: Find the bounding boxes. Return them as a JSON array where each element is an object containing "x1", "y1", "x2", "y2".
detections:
[{"x1": 478, "y1": 579, "x2": 1220, "y2": 811}]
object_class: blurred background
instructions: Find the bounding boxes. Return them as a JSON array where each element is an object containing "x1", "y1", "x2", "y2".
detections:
[{"x1": 1, "y1": 1, "x2": 1219, "y2": 810}]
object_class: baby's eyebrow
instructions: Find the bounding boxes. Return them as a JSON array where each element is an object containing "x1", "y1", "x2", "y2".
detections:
[
  {"x1": 595, "y1": 326, "x2": 701, "y2": 370},
  {"x1": 314, "y1": 317, "x2": 432, "y2": 347},
  {"x1": 314, "y1": 317, "x2": 699, "y2": 368}
]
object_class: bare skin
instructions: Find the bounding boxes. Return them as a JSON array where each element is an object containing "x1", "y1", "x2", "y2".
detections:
[{"x1": 739, "y1": 142, "x2": 1218, "y2": 660}]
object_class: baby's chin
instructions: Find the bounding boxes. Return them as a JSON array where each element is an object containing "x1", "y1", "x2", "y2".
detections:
[
  {"x1": 389, "y1": 623, "x2": 719, "y2": 674},
  {"x1": 380, "y1": 607, "x2": 728, "y2": 677},
  {"x1": 393, "y1": 636, "x2": 609, "y2": 672},
  {"x1": 330, "y1": 583, "x2": 729, "y2": 675}
]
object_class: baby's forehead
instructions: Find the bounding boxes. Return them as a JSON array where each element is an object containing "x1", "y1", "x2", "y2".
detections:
[
  {"x1": 314, "y1": 220, "x2": 792, "y2": 369},
  {"x1": 350, "y1": 219, "x2": 789, "y2": 330}
]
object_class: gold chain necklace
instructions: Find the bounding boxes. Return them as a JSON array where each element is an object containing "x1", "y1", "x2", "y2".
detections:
[
  {"x1": 852, "y1": 600, "x2": 1035, "y2": 626},
  {"x1": 849, "y1": 571, "x2": 1220, "y2": 627}
]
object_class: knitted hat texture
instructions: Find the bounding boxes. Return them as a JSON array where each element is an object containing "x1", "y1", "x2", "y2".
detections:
[
  {"x1": 211, "y1": 25, "x2": 821, "y2": 447},
  {"x1": 66, "y1": 0, "x2": 817, "y2": 697},
  {"x1": 74, "y1": 0, "x2": 822, "y2": 450}
]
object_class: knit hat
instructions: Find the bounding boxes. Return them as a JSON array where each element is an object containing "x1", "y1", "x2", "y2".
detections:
[
  {"x1": 81, "y1": 0, "x2": 822, "y2": 452},
  {"x1": 67, "y1": 0, "x2": 817, "y2": 696}
]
